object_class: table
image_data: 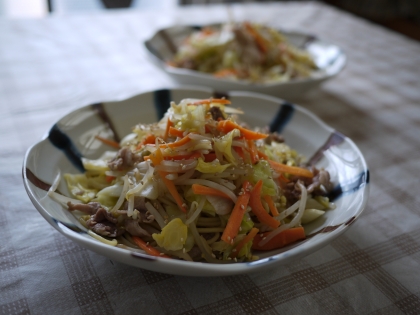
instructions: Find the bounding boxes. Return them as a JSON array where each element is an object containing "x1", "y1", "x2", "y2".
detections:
[{"x1": 1, "y1": 2, "x2": 420, "y2": 314}]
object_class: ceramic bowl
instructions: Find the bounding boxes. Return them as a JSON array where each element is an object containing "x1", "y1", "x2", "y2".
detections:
[
  {"x1": 23, "y1": 87, "x2": 368, "y2": 276},
  {"x1": 144, "y1": 24, "x2": 346, "y2": 100}
]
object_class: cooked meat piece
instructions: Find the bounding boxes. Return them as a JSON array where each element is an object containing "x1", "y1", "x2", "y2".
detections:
[
  {"x1": 85, "y1": 206, "x2": 123, "y2": 237},
  {"x1": 124, "y1": 219, "x2": 151, "y2": 238},
  {"x1": 90, "y1": 222, "x2": 120, "y2": 238},
  {"x1": 307, "y1": 169, "x2": 334, "y2": 194},
  {"x1": 108, "y1": 147, "x2": 142, "y2": 171},
  {"x1": 90, "y1": 207, "x2": 117, "y2": 224},
  {"x1": 264, "y1": 132, "x2": 284, "y2": 144},
  {"x1": 210, "y1": 106, "x2": 225, "y2": 121},
  {"x1": 67, "y1": 201, "x2": 101, "y2": 215},
  {"x1": 233, "y1": 27, "x2": 264, "y2": 66}
]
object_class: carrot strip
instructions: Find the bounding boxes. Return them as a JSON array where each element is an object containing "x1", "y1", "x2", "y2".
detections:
[
  {"x1": 263, "y1": 195, "x2": 279, "y2": 216},
  {"x1": 247, "y1": 140, "x2": 259, "y2": 164},
  {"x1": 168, "y1": 126, "x2": 184, "y2": 138},
  {"x1": 268, "y1": 160, "x2": 314, "y2": 178},
  {"x1": 217, "y1": 120, "x2": 267, "y2": 140},
  {"x1": 244, "y1": 21, "x2": 267, "y2": 53},
  {"x1": 161, "y1": 175, "x2": 187, "y2": 213},
  {"x1": 163, "y1": 119, "x2": 173, "y2": 141},
  {"x1": 213, "y1": 68, "x2": 238, "y2": 78},
  {"x1": 142, "y1": 134, "x2": 156, "y2": 145},
  {"x1": 221, "y1": 181, "x2": 252, "y2": 244},
  {"x1": 149, "y1": 147, "x2": 164, "y2": 165},
  {"x1": 192, "y1": 184, "x2": 231, "y2": 199},
  {"x1": 192, "y1": 98, "x2": 231, "y2": 105},
  {"x1": 149, "y1": 148, "x2": 187, "y2": 213},
  {"x1": 105, "y1": 175, "x2": 116, "y2": 183},
  {"x1": 257, "y1": 149, "x2": 268, "y2": 160},
  {"x1": 279, "y1": 173, "x2": 290, "y2": 183},
  {"x1": 95, "y1": 135, "x2": 120, "y2": 149},
  {"x1": 203, "y1": 153, "x2": 217, "y2": 162},
  {"x1": 231, "y1": 227, "x2": 259, "y2": 258},
  {"x1": 132, "y1": 236, "x2": 171, "y2": 258},
  {"x1": 233, "y1": 147, "x2": 246, "y2": 160},
  {"x1": 159, "y1": 135, "x2": 191, "y2": 149},
  {"x1": 249, "y1": 180, "x2": 280, "y2": 229},
  {"x1": 165, "y1": 151, "x2": 201, "y2": 161},
  {"x1": 252, "y1": 227, "x2": 306, "y2": 251}
]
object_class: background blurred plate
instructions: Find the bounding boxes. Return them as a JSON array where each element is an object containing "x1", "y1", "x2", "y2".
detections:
[
  {"x1": 23, "y1": 87, "x2": 368, "y2": 276},
  {"x1": 144, "y1": 24, "x2": 346, "y2": 100}
]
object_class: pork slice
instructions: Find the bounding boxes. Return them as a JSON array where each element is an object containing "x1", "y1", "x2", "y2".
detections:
[
  {"x1": 108, "y1": 147, "x2": 142, "y2": 171},
  {"x1": 67, "y1": 201, "x2": 101, "y2": 215}
]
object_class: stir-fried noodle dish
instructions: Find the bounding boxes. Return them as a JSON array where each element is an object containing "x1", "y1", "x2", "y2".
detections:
[
  {"x1": 49, "y1": 98, "x2": 335, "y2": 263},
  {"x1": 169, "y1": 22, "x2": 317, "y2": 84}
]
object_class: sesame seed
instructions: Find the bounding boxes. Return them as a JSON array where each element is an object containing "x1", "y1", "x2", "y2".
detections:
[
  {"x1": 241, "y1": 205, "x2": 245, "y2": 210},
  {"x1": 232, "y1": 249, "x2": 237, "y2": 252},
  {"x1": 181, "y1": 238, "x2": 184, "y2": 242},
  {"x1": 160, "y1": 253, "x2": 165, "y2": 256},
  {"x1": 234, "y1": 258, "x2": 237, "y2": 262},
  {"x1": 212, "y1": 254, "x2": 216, "y2": 258},
  {"x1": 263, "y1": 237, "x2": 266, "y2": 240},
  {"x1": 183, "y1": 248, "x2": 186, "y2": 253},
  {"x1": 239, "y1": 227, "x2": 242, "y2": 231},
  {"x1": 227, "y1": 236, "x2": 231, "y2": 241}
]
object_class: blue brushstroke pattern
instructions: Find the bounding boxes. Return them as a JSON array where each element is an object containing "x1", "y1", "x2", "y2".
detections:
[
  {"x1": 154, "y1": 89, "x2": 171, "y2": 120},
  {"x1": 48, "y1": 124, "x2": 85, "y2": 172},
  {"x1": 328, "y1": 170, "x2": 370, "y2": 201},
  {"x1": 269, "y1": 102, "x2": 295, "y2": 133}
]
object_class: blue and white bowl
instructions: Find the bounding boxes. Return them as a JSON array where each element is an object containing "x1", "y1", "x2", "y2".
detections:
[
  {"x1": 23, "y1": 87, "x2": 368, "y2": 276},
  {"x1": 144, "y1": 24, "x2": 346, "y2": 100}
]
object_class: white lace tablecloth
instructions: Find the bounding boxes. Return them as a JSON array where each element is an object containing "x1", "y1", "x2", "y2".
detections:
[{"x1": 1, "y1": 2, "x2": 420, "y2": 314}]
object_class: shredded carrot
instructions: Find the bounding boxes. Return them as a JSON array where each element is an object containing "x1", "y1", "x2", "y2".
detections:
[
  {"x1": 217, "y1": 120, "x2": 268, "y2": 140},
  {"x1": 149, "y1": 148, "x2": 187, "y2": 213},
  {"x1": 234, "y1": 147, "x2": 246, "y2": 160},
  {"x1": 221, "y1": 181, "x2": 252, "y2": 244},
  {"x1": 252, "y1": 227, "x2": 306, "y2": 251},
  {"x1": 192, "y1": 98, "x2": 231, "y2": 105},
  {"x1": 142, "y1": 134, "x2": 156, "y2": 145},
  {"x1": 213, "y1": 68, "x2": 238, "y2": 78},
  {"x1": 162, "y1": 174, "x2": 187, "y2": 213},
  {"x1": 247, "y1": 140, "x2": 259, "y2": 164},
  {"x1": 95, "y1": 135, "x2": 120, "y2": 149},
  {"x1": 268, "y1": 160, "x2": 314, "y2": 178},
  {"x1": 249, "y1": 180, "x2": 280, "y2": 229},
  {"x1": 159, "y1": 135, "x2": 191, "y2": 149},
  {"x1": 263, "y1": 195, "x2": 279, "y2": 216},
  {"x1": 165, "y1": 151, "x2": 201, "y2": 161},
  {"x1": 203, "y1": 153, "x2": 217, "y2": 162},
  {"x1": 257, "y1": 149, "x2": 268, "y2": 160},
  {"x1": 163, "y1": 119, "x2": 173, "y2": 141},
  {"x1": 105, "y1": 175, "x2": 116, "y2": 183},
  {"x1": 201, "y1": 27, "x2": 215, "y2": 36},
  {"x1": 132, "y1": 236, "x2": 171, "y2": 258},
  {"x1": 192, "y1": 184, "x2": 231, "y2": 199},
  {"x1": 231, "y1": 227, "x2": 259, "y2": 258},
  {"x1": 168, "y1": 126, "x2": 184, "y2": 138},
  {"x1": 244, "y1": 21, "x2": 267, "y2": 53},
  {"x1": 279, "y1": 173, "x2": 290, "y2": 183}
]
